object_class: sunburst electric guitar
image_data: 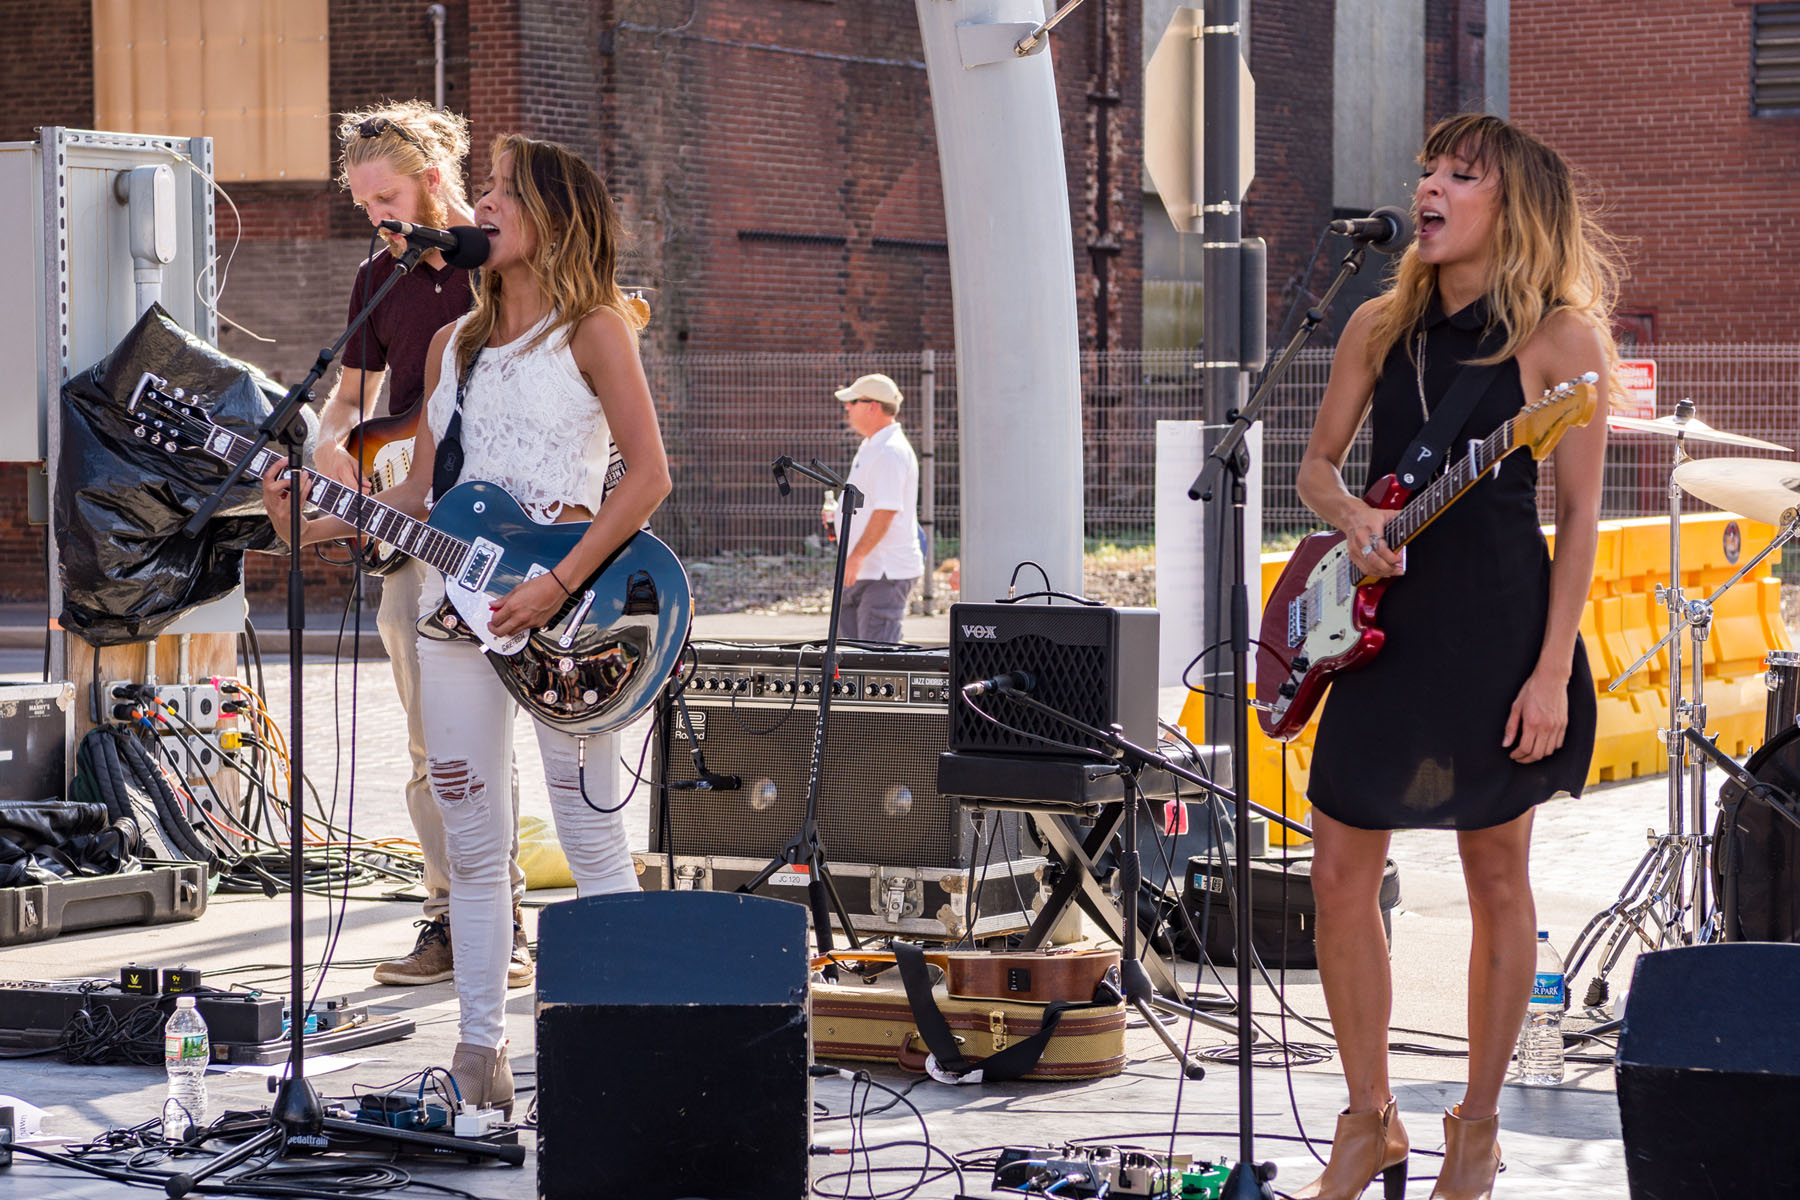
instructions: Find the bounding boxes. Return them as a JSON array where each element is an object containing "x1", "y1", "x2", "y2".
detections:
[
  {"x1": 341, "y1": 408, "x2": 420, "y2": 576},
  {"x1": 127, "y1": 373, "x2": 691, "y2": 738},
  {"x1": 1254, "y1": 372, "x2": 1599, "y2": 742}
]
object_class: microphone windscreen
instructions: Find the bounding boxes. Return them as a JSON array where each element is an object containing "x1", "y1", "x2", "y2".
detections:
[
  {"x1": 446, "y1": 225, "x2": 491, "y2": 270},
  {"x1": 1369, "y1": 205, "x2": 1413, "y2": 254}
]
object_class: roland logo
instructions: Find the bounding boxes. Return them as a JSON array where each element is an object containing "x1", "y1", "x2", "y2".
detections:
[{"x1": 960, "y1": 624, "x2": 999, "y2": 640}]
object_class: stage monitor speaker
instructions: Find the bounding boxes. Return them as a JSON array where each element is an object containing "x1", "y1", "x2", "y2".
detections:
[
  {"x1": 1616, "y1": 943, "x2": 1800, "y2": 1199},
  {"x1": 651, "y1": 642, "x2": 1032, "y2": 870},
  {"x1": 536, "y1": 892, "x2": 810, "y2": 1200},
  {"x1": 947, "y1": 602, "x2": 1158, "y2": 758}
]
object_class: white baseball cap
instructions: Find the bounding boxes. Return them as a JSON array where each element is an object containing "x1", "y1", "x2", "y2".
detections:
[{"x1": 833, "y1": 373, "x2": 903, "y2": 408}]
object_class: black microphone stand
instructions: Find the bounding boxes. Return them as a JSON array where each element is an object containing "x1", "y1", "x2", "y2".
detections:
[
  {"x1": 737, "y1": 455, "x2": 865, "y2": 972},
  {"x1": 167, "y1": 242, "x2": 519, "y2": 1194},
  {"x1": 1184, "y1": 240, "x2": 1374, "y2": 1200}
]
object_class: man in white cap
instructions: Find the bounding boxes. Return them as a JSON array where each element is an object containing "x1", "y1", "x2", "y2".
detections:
[{"x1": 826, "y1": 373, "x2": 924, "y2": 643}]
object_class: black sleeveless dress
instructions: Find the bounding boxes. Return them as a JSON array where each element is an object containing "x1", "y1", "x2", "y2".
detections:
[{"x1": 1306, "y1": 296, "x2": 1596, "y2": 831}]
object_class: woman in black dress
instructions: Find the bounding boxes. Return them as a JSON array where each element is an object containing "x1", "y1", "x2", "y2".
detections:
[{"x1": 1291, "y1": 114, "x2": 1619, "y2": 1200}]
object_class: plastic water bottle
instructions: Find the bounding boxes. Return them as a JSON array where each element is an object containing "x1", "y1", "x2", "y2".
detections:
[
  {"x1": 1516, "y1": 930, "x2": 1566, "y2": 1086},
  {"x1": 162, "y1": 995, "x2": 210, "y2": 1139}
]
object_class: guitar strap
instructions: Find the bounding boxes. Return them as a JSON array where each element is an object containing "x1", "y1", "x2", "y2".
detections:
[
  {"x1": 893, "y1": 942, "x2": 1112, "y2": 1083},
  {"x1": 1392, "y1": 354, "x2": 1505, "y2": 493},
  {"x1": 432, "y1": 346, "x2": 482, "y2": 501}
]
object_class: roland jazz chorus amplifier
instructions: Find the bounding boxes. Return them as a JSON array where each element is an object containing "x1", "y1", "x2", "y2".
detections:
[
  {"x1": 647, "y1": 641, "x2": 1046, "y2": 940},
  {"x1": 948, "y1": 603, "x2": 1159, "y2": 758}
]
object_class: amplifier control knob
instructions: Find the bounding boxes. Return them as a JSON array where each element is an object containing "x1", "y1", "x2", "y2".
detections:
[{"x1": 881, "y1": 684, "x2": 895, "y2": 697}]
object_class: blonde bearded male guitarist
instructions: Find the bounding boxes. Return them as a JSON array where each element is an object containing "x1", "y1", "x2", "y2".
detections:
[{"x1": 316, "y1": 101, "x2": 532, "y2": 990}]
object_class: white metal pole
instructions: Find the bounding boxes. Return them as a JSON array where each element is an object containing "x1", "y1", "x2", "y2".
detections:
[{"x1": 912, "y1": 0, "x2": 1084, "y2": 607}]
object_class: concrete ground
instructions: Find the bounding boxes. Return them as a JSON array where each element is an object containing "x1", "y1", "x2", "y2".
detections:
[{"x1": 0, "y1": 606, "x2": 1683, "y2": 1198}]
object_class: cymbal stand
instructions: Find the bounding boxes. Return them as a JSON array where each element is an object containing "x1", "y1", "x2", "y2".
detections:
[{"x1": 1567, "y1": 410, "x2": 1800, "y2": 1008}]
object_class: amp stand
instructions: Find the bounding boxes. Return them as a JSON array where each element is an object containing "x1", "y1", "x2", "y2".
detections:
[
  {"x1": 971, "y1": 686, "x2": 1308, "y2": 1080},
  {"x1": 738, "y1": 455, "x2": 866, "y2": 971}
]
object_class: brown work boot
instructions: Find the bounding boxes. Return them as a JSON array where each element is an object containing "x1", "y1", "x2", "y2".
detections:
[
  {"x1": 507, "y1": 902, "x2": 535, "y2": 989},
  {"x1": 373, "y1": 916, "x2": 453, "y2": 986}
]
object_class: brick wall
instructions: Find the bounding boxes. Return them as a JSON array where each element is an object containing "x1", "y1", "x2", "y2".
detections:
[
  {"x1": 1514, "y1": 0, "x2": 1800, "y2": 342},
  {"x1": 1, "y1": 0, "x2": 1142, "y2": 604},
  {"x1": 1245, "y1": 0, "x2": 1336, "y2": 339},
  {"x1": 598, "y1": 0, "x2": 1141, "y2": 357}
]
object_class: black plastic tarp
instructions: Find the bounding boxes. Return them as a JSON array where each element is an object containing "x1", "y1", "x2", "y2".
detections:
[{"x1": 55, "y1": 304, "x2": 316, "y2": 646}]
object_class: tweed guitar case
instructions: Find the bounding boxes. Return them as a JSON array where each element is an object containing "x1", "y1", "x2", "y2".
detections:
[{"x1": 810, "y1": 946, "x2": 1126, "y2": 1082}]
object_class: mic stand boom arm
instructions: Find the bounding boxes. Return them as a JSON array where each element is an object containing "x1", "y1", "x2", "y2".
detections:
[{"x1": 1188, "y1": 241, "x2": 1369, "y2": 504}]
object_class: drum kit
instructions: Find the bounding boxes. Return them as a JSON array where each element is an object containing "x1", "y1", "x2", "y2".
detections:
[{"x1": 1563, "y1": 400, "x2": 1800, "y2": 1010}]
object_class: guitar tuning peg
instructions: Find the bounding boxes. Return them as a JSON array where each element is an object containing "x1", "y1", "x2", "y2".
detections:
[
  {"x1": 171, "y1": 387, "x2": 186, "y2": 400},
  {"x1": 132, "y1": 425, "x2": 146, "y2": 438}
]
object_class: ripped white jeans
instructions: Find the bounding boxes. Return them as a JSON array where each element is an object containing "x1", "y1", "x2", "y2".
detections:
[{"x1": 417, "y1": 634, "x2": 637, "y2": 1049}]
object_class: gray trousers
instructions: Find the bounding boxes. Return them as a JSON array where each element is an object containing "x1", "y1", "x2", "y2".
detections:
[{"x1": 839, "y1": 576, "x2": 915, "y2": 644}]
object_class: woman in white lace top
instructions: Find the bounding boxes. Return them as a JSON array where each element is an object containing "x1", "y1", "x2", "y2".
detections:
[{"x1": 263, "y1": 135, "x2": 671, "y2": 1114}]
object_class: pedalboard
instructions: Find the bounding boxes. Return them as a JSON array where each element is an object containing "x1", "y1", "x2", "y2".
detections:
[
  {"x1": 0, "y1": 980, "x2": 416, "y2": 1064},
  {"x1": 992, "y1": 1145, "x2": 1234, "y2": 1199}
]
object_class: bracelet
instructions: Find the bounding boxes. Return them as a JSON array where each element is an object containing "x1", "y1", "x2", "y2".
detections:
[{"x1": 549, "y1": 570, "x2": 576, "y2": 598}]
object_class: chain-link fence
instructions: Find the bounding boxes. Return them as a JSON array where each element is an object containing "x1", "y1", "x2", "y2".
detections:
[{"x1": 647, "y1": 344, "x2": 1800, "y2": 582}]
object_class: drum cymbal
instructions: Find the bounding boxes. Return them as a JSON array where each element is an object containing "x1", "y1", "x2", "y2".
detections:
[
  {"x1": 1672, "y1": 458, "x2": 1800, "y2": 525},
  {"x1": 1607, "y1": 412, "x2": 1790, "y2": 452}
]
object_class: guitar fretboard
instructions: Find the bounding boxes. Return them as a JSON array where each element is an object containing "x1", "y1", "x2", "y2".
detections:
[
  {"x1": 200, "y1": 426, "x2": 474, "y2": 577},
  {"x1": 1381, "y1": 412, "x2": 1518, "y2": 549}
]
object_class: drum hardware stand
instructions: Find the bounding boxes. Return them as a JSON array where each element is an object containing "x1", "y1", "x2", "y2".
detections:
[
  {"x1": 1566, "y1": 409, "x2": 1800, "y2": 1007},
  {"x1": 738, "y1": 456, "x2": 865, "y2": 972}
]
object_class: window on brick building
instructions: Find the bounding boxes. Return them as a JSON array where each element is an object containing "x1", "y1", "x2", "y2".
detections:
[
  {"x1": 1752, "y1": 3, "x2": 1800, "y2": 116},
  {"x1": 1614, "y1": 312, "x2": 1655, "y2": 349},
  {"x1": 91, "y1": 0, "x2": 330, "y2": 182}
]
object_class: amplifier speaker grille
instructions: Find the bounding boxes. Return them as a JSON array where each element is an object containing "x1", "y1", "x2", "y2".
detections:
[{"x1": 948, "y1": 604, "x2": 1159, "y2": 757}]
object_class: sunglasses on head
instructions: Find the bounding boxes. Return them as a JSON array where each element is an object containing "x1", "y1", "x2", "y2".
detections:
[{"x1": 346, "y1": 117, "x2": 421, "y2": 146}]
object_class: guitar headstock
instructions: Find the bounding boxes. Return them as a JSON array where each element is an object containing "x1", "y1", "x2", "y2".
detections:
[
  {"x1": 125, "y1": 371, "x2": 215, "y2": 456},
  {"x1": 1513, "y1": 372, "x2": 1599, "y2": 461}
]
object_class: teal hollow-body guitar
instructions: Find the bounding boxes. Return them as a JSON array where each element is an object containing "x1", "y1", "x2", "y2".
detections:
[{"x1": 127, "y1": 372, "x2": 692, "y2": 738}]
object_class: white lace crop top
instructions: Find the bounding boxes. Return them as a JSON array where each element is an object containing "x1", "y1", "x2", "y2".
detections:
[{"x1": 424, "y1": 313, "x2": 612, "y2": 521}]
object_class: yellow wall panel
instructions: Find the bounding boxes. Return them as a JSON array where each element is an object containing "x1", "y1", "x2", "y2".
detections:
[{"x1": 91, "y1": 0, "x2": 328, "y2": 181}]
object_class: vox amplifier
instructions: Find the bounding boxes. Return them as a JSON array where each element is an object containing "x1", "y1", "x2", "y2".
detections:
[{"x1": 948, "y1": 603, "x2": 1159, "y2": 758}]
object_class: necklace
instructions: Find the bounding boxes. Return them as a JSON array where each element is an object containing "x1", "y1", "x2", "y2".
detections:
[{"x1": 1414, "y1": 328, "x2": 1430, "y2": 421}]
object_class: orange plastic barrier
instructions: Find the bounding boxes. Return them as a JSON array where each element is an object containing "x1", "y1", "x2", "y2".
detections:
[{"x1": 1183, "y1": 514, "x2": 1792, "y2": 842}]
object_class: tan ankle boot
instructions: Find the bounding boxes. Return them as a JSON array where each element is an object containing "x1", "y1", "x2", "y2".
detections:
[
  {"x1": 1429, "y1": 1105, "x2": 1500, "y2": 1200},
  {"x1": 448, "y1": 1040, "x2": 515, "y2": 1120},
  {"x1": 1292, "y1": 1097, "x2": 1409, "y2": 1200}
]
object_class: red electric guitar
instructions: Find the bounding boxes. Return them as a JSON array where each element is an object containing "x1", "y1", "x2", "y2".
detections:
[{"x1": 1254, "y1": 372, "x2": 1599, "y2": 741}]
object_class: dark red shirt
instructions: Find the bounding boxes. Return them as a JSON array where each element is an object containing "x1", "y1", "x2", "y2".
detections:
[{"x1": 339, "y1": 251, "x2": 475, "y2": 418}]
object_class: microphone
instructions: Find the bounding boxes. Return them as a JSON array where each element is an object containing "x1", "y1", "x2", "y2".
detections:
[
  {"x1": 377, "y1": 220, "x2": 490, "y2": 269},
  {"x1": 666, "y1": 773, "x2": 742, "y2": 792},
  {"x1": 961, "y1": 670, "x2": 1036, "y2": 698},
  {"x1": 772, "y1": 462, "x2": 791, "y2": 496},
  {"x1": 1327, "y1": 206, "x2": 1413, "y2": 254}
]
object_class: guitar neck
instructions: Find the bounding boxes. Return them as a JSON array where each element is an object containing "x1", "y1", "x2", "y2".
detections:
[
  {"x1": 1382, "y1": 415, "x2": 1518, "y2": 548},
  {"x1": 201, "y1": 424, "x2": 472, "y2": 576}
]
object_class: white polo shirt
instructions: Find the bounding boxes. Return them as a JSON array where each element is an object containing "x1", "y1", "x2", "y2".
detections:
[{"x1": 836, "y1": 422, "x2": 924, "y2": 583}]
